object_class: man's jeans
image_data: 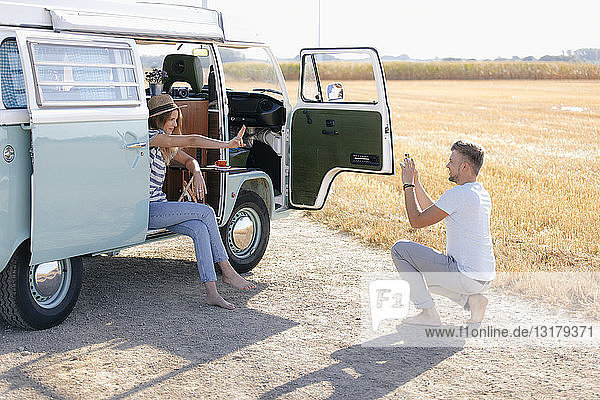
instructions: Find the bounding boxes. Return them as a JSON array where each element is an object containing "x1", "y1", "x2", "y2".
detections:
[
  {"x1": 391, "y1": 240, "x2": 490, "y2": 310},
  {"x1": 149, "y1": 201, "x2": 228, "y2": 283}
]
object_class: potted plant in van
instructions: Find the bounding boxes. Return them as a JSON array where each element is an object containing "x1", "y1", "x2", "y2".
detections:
[{"x1": 145, "y1": 68, "x2": 168, "y2": 96}]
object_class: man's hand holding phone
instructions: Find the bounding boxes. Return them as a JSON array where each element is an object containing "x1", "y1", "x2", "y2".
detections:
[{"x1": 400, "y1": 153, "x2": 418, "y2": 186}]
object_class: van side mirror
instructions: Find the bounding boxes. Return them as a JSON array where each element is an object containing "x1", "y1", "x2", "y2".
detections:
[{"x1": 326, "y1": 82, "x2": 344, "y2": 101}]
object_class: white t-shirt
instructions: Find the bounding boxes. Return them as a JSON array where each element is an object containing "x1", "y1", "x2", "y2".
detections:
[{"x1": 435, "y1": 182, "x2": 496, "y2": 281}]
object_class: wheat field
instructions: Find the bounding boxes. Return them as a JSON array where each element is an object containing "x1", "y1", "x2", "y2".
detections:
[
  {"x1": 291, "y1": 80, "x2": 600, "y2": 316},
  {"x1": 279, "y1": 61, "x2": 600, "y2": 81}
]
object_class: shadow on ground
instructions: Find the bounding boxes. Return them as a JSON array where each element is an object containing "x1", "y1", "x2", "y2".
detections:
[
  {"x1": 260, "y1": 325, "x2": 464, "y2": 400},
  {"x1": 1, "y1": 254, "x2": 464, "y2": 399},
  {"x1": 0, "y1": 255, "x2": 296, "y2": 399}
]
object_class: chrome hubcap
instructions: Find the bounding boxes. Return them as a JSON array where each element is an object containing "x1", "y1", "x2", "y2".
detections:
[
  {"x1": 233, "y1": 215, "x2": 254, "y2": 250},
  {"x1": 228, "y1": 207, "x2": 261, "y2": 259},
  {"x1": 29, "y1": 259, "x2": 72, "y2": 309}
]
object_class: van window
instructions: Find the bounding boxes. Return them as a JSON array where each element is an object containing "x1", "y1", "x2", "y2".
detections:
[
  {"x1": 28, "y1": 42, "x2": 139, "y2": 106},
  {"x1": 219, "y1": 46, "x2": 284, "y2": 101},
  {"x1": 301, "y1": 54, "x2": 321, "y2": 102},
  {"x1": 0, "y1": 38, "x2": 27, "y2": 109},
  {"x1": 300, "y1": 52, "x2": 378, "y2": 104}
]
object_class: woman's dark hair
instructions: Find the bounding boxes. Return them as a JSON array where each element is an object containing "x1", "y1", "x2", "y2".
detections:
[{"x1": 451, "y1": 140, "x2": 485, "y2": 175}]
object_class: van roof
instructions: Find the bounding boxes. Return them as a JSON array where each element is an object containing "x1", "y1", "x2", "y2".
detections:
[{"x1": 0, "y1": 0, "x2": 224, "y2": 42}]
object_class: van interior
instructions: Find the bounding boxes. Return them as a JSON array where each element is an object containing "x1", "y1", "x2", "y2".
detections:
[{"x1": 139, "y1": 42, "x2": 285, "y2": 217}]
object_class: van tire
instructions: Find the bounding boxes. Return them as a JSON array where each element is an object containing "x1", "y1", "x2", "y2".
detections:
[
  {"x1": 0, "y1": 241, "x2": 83, "y2": 330},
  {"x1": 220, "y1": 190, "x2": 270, "y2": 273}
]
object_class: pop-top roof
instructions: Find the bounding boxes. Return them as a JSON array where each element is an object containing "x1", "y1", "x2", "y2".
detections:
[{"x1": 0, "y1": 0, "x2": 224, "y2": 41}]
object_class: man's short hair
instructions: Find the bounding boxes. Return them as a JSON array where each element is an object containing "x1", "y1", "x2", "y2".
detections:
[{"x1": 451, "y1": 140, "x2": 485, "y2": 175}]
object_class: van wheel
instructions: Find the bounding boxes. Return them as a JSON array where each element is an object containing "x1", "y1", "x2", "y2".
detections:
[
  {"x1": 220, "y1": 190, "x2": 270, "y2": 273},
  {"x1": 0, "y1": 242, "x2": 83, "y2": 330}
]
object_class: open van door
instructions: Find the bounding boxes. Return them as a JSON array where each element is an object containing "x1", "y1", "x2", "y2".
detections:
[
  {"x1": 15, "y1": 30, "x2": 149, "y2": 265},
  {"x1": 288, "y1": 47, "x2": 393, "y2": 209}
]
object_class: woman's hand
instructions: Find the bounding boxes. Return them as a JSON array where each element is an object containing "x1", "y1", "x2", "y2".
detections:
[
  {"x1": 192, "y1": 170, "x2": 207, "y2": 202},
  {"x1": 227, "y1": 125, "x2": 246, "y2": 148}
]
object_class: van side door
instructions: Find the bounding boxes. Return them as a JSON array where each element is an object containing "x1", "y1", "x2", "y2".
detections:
[
  {"x1": 15, "y1": 30, "x2": 149, "y2": 265},
  {"x1": 288, "y1": 48, "x2": 394, "y2": 209}
]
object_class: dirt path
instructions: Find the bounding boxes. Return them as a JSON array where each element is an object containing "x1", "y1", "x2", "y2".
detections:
[{"x1": 1, "y1": 212, "x2": 599, "y2": 399}]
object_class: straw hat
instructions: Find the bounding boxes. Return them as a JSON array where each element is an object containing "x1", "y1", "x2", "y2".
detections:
[{"x1": 148, "y1": 94, "x2": 187, "y2": 118}]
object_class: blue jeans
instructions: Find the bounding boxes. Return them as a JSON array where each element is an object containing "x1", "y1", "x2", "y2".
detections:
[{"x1": 148, "y1": 201, "x2": 228, "y2": 283}]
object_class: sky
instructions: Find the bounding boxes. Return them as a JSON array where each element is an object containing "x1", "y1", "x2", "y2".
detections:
[{"x1": 207, "y1": 0, "x2": 600, "y2": 60}]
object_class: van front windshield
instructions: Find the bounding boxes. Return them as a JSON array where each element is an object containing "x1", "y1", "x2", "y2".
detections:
[{"x1": 218, "y1": 46, "x2": 284, "y2": 101}]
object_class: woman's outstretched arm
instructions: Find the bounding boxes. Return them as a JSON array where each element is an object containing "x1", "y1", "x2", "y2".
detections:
[{"x1": 150, "y1": 125, "x2": 246, "y2": 149}]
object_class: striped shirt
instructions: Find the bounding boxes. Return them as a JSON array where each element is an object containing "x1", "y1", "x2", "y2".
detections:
[{"x1": 148, "y1": 129, "x2": 167, "y2": 202}]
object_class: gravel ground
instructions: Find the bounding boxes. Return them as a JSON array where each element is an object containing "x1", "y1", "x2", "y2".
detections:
[{"x1": 1, "y1": 211, "x2": 599, "y2": 399}]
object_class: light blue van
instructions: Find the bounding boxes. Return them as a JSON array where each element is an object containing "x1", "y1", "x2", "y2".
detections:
[{"x1": 0, "y1": 0, "x2": 394, "y2": 329}]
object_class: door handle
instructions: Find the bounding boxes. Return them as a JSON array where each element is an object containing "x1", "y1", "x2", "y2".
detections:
[
  {"x1": 322, "y1": 130, "x2": 338, "y2": 135},
  {"x1": 125, "y1": 141, "x2": 145, "y2": 170},
  {"x1": 126, "y1": 141, "x2": 146, "y2": 149}
]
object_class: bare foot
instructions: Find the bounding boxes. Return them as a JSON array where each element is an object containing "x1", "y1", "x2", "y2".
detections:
[
  {"x1": 222, "y1": 273, "x2": 256, "y2": 290},
  {"x1": 206, "y1": 293, "x2": 235, "y2": 310},
  {"x1": 466, "y1": 294, "x2": 488, "y2": 323},
  {"x1": 402, "y1": 308, "x2": 441, "y2": 326},
  {"x1": 219, "y1": 261, "x2": 256, "y2": 290},
  {"x1": 204, "y1": 281, "x2": 235, "y2": 310}
]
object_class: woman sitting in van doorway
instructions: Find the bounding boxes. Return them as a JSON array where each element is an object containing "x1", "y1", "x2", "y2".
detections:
[{"x1": 147, "y1": 94, "x2": 255, "y2": 309}]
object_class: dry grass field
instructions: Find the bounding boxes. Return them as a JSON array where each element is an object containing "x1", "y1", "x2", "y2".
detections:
[
  {"x1": 279, "y1": 61, "x2": 600, "y2": 81},
  {"x1": 288, "y1": 80, "x2": 600, "y2": 316}
]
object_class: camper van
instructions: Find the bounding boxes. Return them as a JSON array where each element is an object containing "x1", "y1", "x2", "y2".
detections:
[{"x1": 0, "y1": 0, "x2": 394, "y2": 329}]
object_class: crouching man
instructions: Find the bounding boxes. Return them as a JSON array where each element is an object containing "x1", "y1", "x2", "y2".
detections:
[{"x1": 392, "y1": 140, "x2": 495, "y2": 325}]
